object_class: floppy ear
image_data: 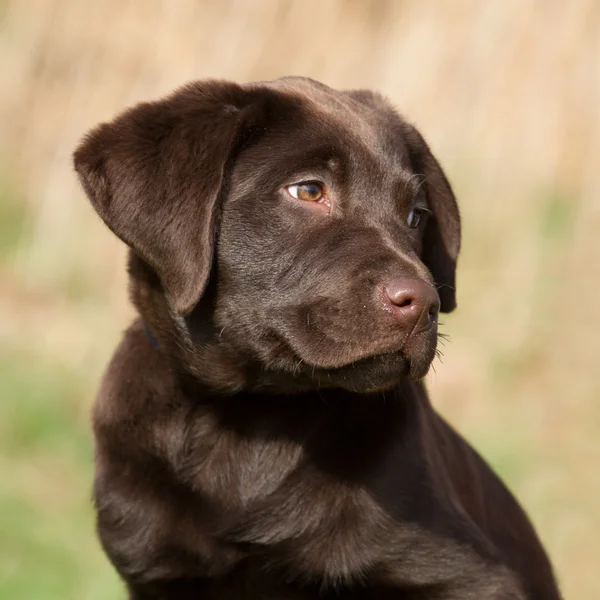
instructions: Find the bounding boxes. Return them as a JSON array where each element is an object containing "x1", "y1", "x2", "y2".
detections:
[
  {"x1": 73, "y1": 81, "x2": 259, "y2": 316},
  {"x1": 401, "y1": 122, "x2": 461, "y2": 313}
]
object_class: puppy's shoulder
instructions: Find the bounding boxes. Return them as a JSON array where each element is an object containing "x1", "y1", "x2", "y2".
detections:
[{"x1": 93, "y1": 319, "x2": 188, "y2": 449}]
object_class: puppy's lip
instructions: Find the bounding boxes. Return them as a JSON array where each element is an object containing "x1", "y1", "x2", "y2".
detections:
[
  {"x1": 288, "y1": 341, "x2": 405, "y2": 370},
  {"x1": 312, "y1": 351, "x2": 410, "y2": 392},
  {"x1": 298, "y1": 326, "x2": 437, "y2": 371},
  {"x1": 270, "y1": 313, "x2": 437, "y2": 370},
  {"x1": 297, "y1": 343, "x2": 414, "y2": 372}
]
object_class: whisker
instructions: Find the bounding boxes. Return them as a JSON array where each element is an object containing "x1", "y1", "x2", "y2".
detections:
[{"x1": 435, "y1": 283, "x2": 456, "y2": 292}]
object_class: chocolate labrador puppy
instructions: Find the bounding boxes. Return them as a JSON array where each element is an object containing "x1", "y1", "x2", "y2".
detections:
[{"x1": 74, "y1": 77, "x2": 561, "y2": 599}]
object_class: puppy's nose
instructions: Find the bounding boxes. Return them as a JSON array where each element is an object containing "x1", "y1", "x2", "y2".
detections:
[{"x1": 383, "y1": 278, "x2": 440, "y2": 330}]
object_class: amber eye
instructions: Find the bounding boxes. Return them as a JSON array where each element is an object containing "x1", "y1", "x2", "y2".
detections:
[
  {"x1": 287, "y1": 182, "x2": 324, "y2": 202},
  {"x1": 407, "y1": 207, "x2": 427, "y2": 228}
]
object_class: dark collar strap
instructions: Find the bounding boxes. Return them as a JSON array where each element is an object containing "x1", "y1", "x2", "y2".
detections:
[{"x1": 143, "y1": 324, "x2": 161, "y2": 351}]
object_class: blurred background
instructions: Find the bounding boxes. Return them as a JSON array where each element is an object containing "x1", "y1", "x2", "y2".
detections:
[{"x1": 0, "y1": 0, "x2": 598, "y2": 598}]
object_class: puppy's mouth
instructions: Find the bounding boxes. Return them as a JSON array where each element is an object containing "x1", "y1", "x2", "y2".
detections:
[
  {"x1": 274, "y1": 324, "x2": 438, "y2": 392},
  {"x1": 271, "y1": 297, "x2": 438, "y2": 375},
  {"x1": 306, "y1": 343, "x2": 435, "y2": 392},
  {"x1": 225, "y1": 304, "x2": 439, "y2": 392},
  {"x1": 310, "y1": 351, "x2": 409, "y2": 392},
  {"x1": 278, "y1": 315, "x2": 437, "y2": 368}
]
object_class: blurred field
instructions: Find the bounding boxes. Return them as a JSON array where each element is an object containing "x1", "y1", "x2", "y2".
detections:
[{"x1": 0, "y1": 1, "x2": 599, "y2": 598}]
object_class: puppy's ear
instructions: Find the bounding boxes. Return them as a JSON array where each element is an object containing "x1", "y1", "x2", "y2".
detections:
[
  {"x1": 401, "y1": 123, "x2": 461, "y2": 313},
  {"x1": 74, "y1": 81, "x2": 260, "y2": 316}
]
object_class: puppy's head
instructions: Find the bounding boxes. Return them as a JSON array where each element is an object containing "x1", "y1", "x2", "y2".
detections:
[{"x1": 74, "y1": 77, "x2": 460, "y2": 393}]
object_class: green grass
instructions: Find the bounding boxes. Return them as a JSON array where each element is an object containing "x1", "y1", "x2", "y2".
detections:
[
  {"x1": 0, "y1": 180, "x2": 31, "y2": 257},
  {"x1": 0, "y1": 352, "x2": 123, "y2": 600}
]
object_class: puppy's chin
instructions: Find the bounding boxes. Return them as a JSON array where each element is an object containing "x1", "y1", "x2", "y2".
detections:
[{"x1": 312, "y1": 351, "x2": 433, "y2": 393}]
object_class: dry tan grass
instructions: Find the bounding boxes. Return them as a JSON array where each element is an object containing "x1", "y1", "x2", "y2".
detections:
[{"x1": 1, "y1": 1, "x2": 599, "y2": 598}]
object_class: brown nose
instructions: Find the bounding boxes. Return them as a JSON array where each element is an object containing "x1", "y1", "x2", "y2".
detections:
[{"x1": 383, "y1": 278, "x2": 440, "y2": 331}]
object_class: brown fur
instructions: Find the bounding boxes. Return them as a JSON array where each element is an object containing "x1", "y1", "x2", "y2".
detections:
[{"x1": 74, "y1": 77, "x2": 561, "y2": 599}]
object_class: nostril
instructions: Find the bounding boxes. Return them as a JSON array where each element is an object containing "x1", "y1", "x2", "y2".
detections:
[
  {"x1": 384, "y1": 287, "x2": 415, "y2": 310},
  {"x1": 396, "y1": 296, "x2": 413, "y2": 309}
]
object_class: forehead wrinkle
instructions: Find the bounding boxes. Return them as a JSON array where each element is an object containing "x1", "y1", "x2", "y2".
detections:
[{"x1": 267, "y1": 79, "x2": 386, "y2": 166}]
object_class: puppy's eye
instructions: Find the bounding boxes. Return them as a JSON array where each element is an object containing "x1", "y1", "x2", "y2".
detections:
[
  {"x1": 407, "y1": 207, "x2": 427, "y2": 229},
  {"x1": 286, "y1": 182, "x2": 324, "y2": 202}
]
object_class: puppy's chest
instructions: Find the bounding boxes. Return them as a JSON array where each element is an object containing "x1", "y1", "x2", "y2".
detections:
[
  {"x1": 181, "y1": 426, "x2": 304, "y2": 508},
  {"x1": 177, "y1": 420, "x2": 392, "y2": 583}
]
